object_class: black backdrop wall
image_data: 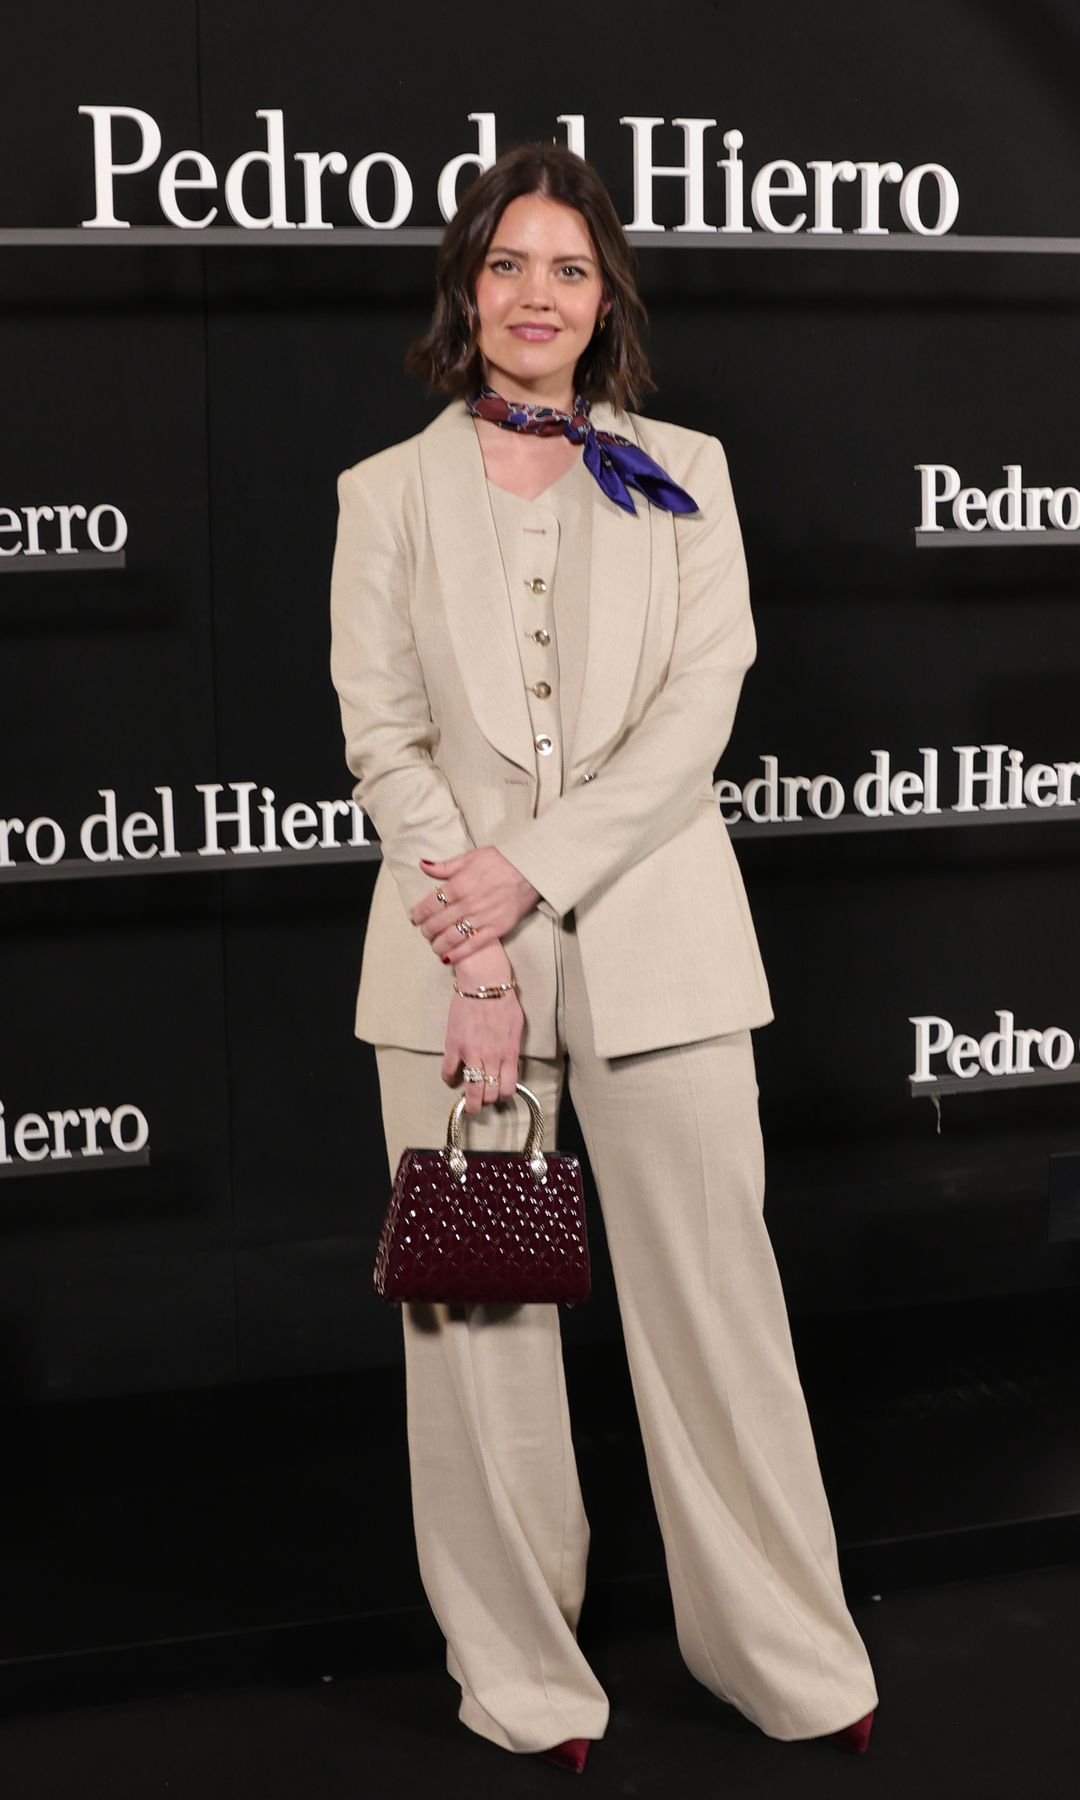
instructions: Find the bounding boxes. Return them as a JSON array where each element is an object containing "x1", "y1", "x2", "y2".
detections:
[{"x1": 3, "y1": 1, "x2": 1080, "y2": 1405}]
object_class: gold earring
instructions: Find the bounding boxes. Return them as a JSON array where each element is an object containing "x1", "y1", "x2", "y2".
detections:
[{"x1": 598, "y1": 316, "x2": 607, "y2": 333}]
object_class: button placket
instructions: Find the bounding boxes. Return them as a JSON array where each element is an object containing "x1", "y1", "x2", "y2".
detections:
[
  {"x1": 486, "y1": 482, "x2": 566, "y2": 803},
  {"x1": 519, "y1": 513, "x2": 560, "y2": 782}
]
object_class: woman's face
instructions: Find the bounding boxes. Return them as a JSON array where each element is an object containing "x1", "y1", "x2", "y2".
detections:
[{"x1": 472, "y1": 191, "x2": 611, "y2": 408}]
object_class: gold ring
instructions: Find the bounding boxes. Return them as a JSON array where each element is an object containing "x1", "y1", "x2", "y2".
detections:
[
  {"x1": 455, "y1": 917, "x2": 476, "y2": 937},
  {"x1": 483, "y1": 1074, "x2": 499, "y2": 1088},
  {"x1": 462, "y1": 1065, "x2": 485, "y2": 1083},
  {"x1": 435, "y1": 888, "x2": 449, "y2": 904}
]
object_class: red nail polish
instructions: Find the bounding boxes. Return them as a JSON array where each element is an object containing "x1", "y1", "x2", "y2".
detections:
[{"x1": 442, "y1": 955, "x2": 451, "y2": 964}]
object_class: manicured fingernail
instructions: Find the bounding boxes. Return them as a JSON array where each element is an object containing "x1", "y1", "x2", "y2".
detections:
[{"x1": 442, "y1": 955, "x2": 451, "y2": 964}]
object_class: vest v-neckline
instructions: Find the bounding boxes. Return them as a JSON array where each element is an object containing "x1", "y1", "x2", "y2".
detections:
[{"x1": 485, "y1": 449, "x2": 583, "y2": 504}]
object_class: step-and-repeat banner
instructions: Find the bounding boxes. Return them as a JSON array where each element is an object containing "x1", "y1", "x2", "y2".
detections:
[{"x1": 3, "y1": 0, "x2": 1079, "y2": 1400}]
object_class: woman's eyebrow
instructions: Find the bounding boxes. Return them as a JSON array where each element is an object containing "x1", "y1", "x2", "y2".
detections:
[{"x1": 487, "y1": 244, "x2": 596, "y2": 263}]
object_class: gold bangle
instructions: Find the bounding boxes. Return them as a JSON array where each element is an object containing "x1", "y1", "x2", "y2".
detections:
[{"x1": 453, "y1": 977, "x2": 518, "y2": 999}]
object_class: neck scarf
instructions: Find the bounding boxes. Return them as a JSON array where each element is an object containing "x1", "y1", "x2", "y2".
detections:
[{"x1": 466, "y1": 384, "x2": 699, "y2": 517}]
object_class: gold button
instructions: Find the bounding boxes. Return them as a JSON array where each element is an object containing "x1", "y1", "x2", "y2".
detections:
[
  {"x1": 527, "y1": 577, "x2": 548, "y2": 595},
  {"x1": 532, "y1": 628, "x2": 551, "y2": 646},
  {"x1": 534, "y1": 733, "x2": 554, "y2": 755},
  {"x1": 530, "y1": 681, "x2": 552, "y2": 698}
]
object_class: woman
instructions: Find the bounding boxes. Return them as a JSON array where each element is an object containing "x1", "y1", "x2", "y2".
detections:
[{"x1": 329, "y1": 142, "x2": 879, "y2": 1773}]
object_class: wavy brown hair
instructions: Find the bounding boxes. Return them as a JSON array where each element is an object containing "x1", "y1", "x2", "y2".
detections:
[{"x1": 404, "y1": 142, "x2": 656, "y2": 414}]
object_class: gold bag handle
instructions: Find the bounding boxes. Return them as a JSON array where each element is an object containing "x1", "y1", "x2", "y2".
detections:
[{"x1": 444, "y1": 1081, "x2": 546, "y2": 1182}]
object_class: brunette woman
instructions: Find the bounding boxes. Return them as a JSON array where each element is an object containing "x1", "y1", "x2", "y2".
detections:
[{"x1": 329, "y1": 141, "x2": 878, "y2": 1773}]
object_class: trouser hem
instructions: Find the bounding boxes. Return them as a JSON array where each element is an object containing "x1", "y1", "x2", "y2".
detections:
[
  {"x1": 728, "y1": 1682, "x2": 880, "y2": 1742},
  {"x1": 458, "y1": 1690, "x2": 610, "y2": 1755}
]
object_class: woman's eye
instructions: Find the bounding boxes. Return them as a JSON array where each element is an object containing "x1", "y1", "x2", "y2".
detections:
[
  {"x1": 490, "y1": 259, "x2": 516, "y2": 272},
  {"x1": 562, "y1": 265, "x2": 586, "y2": 278}
]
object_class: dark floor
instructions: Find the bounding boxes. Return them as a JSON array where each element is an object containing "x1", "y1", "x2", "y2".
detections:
[{"x1": 3, "y1": 1559, "x2": 1080, "y2": 1800}]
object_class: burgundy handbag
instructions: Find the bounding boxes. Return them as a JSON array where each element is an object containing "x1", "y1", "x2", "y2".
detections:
[{"x1": 374, "y1": 1082, "x2": 591, "y2": 1306}]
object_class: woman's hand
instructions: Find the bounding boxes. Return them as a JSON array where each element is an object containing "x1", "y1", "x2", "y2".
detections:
[
  {"x1": 442, "y1": 941, "x2": 523, "y2": 1112},
  {"x1": 410, "y1": 846, "x2": 541, "y2": 964}
]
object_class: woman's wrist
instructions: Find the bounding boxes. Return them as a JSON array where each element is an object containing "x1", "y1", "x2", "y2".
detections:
[{"x1": 453, "y1": 939, "x2": 513, "y2": 985}]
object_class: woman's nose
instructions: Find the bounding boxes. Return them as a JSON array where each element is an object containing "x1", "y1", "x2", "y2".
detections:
[{"x1": 522, "y1": 276, "x2": 556, "y2": 307}]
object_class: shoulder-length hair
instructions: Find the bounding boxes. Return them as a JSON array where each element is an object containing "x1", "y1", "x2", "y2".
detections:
[{"x1": 404, "y1": 141, "x2": 656, "y2": 413}]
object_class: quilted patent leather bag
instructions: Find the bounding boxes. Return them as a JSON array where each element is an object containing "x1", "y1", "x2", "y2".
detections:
[{"x1": 374, "y1": 1082, "x2": 591, "y2": 1306}]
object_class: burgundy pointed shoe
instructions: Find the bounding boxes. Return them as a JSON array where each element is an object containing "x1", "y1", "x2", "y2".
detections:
[
  {"x1": 830, "y1": 1708, "x2": 875, "y2": 1752},
  {"x1": 535, "y1": 1737, "x2": 591, "y2": 1773}
]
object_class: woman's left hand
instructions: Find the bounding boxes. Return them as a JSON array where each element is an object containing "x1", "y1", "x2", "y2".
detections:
[{"x1": 410, "y1": 847, "x2": 541, "y2": 963}]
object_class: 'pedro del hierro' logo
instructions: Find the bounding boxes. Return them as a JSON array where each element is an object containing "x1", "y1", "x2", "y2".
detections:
[
  {"x1": 914, "y1": 464, "x2": 1080, "y2": 545},
  {"x1": 0, "y1": 1097, "x2": 149, "y2": 1174}
]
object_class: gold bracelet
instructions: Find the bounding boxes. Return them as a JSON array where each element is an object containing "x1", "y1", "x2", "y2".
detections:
[{"x1": 452, "y1": 977, "x2": 518, "y2": 1000}]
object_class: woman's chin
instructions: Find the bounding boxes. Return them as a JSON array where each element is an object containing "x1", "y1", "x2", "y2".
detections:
[{"x1": 486, "y1": 347, "x2": 580, "y2": 392}]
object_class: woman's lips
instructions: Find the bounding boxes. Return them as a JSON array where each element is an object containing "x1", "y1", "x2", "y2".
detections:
[{"x1": 509, "y1": 324, "x2": 559, "y2": 340}]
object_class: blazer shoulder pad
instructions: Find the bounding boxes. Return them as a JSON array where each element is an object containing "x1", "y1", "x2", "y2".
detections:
[
  {"x1": 627, "y1": 411, "x2": 718, "y2": 458},
  {"x1": 337, "y1": 431, "x2": 423, "y2": 508},
  {"x1": 624, "y1": 412, "x2": 727, "y2": 508}
]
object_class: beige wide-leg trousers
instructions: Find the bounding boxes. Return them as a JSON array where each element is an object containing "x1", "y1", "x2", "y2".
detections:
[{"x1": 373, "y1": 914, "x2": 879, "y2": 1754}]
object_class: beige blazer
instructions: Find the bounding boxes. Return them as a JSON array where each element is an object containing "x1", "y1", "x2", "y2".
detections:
[{"x1": 329, "y1": 397, "x2": 773, "y2": 1060}]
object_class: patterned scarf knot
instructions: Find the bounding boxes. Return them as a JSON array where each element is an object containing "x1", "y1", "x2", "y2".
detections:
[{"x1": 466, "y1": 384, "x2": 699, "y2": 517}]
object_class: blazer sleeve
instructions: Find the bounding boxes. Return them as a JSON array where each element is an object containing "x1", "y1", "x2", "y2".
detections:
[
  {"x1": 489, "y1": 435, "x2": 755, "y2": 921},
  {"x1": 329, "y1": 464, "x2": 476, "y2": 920}
]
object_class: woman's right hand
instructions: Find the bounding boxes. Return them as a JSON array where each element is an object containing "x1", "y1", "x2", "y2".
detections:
[{"x1": 441, "y1": 946, "x2": 523, "y2": 1113}]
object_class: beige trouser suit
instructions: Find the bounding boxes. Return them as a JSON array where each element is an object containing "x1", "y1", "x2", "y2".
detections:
[{"x1": 371, "y1": 459, "x2": 879, "y2": 1753}]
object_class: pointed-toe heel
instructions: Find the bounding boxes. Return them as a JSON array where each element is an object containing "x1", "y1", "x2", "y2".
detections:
[
  {"x1": 535, "y1": 1736, "x2": 591, "y2": 1773},
  {"x1": 830, "y1": 1708, "x2": 875, "y2": 1752}
]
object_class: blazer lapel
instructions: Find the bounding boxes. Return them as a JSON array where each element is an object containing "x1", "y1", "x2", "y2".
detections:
[
  {"x1": 420, "y1": 401, "x2": 537, "y2": 775},
  {"x1": 418, "y1": 397, "x2": 654, "y2": 782},
  {"x1": 568, "y1": 399, "x2": 653, "y2": 776}
]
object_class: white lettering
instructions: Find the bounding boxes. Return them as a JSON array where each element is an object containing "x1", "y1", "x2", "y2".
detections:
[
  {"x1": 807, "y1": 773, "x2": 844, "y2": 819},
  {"x1": 805, "y1": 159, "x2": 857, "y2": 235},
  {"x1": 1049, "y1": 486, "x2": 1080, "y2": 530},
  {"x1": 159, "y1": 150, "x2": 218, "y2": 228},
  {"x1": 899, "y1": 162, "x2": 959, "y2": 235},
  {"x1": 750, "y1": 159, "x2": 807, "y2": 233},
  {"x1": 619, "y1": 116, "x2": 717, "y2": 232},
  {"x1": 1039, "y1": 1028, "x2": 1075, "y2": 1072},
  {"x1": 109, "y1": 1104, "x2": 149, "y2": 1152},
  {"x1": 197, "y1": 781, "x2": 259, "y2": 856},
  {"x1": 79, "y1": 104, "x2": 163, "y2": 228},
  {"x1": 293, "y1": 151, "x2": 347, "y2": 231},
  {"x1": 224, "y1": 108, "x2": 295, "y2": 230},
  {"x1": 953, "y1": 745, "x2": 1010, "y2": 814},
  {"x1": 716, "y1": 130, "x2": 751, "y2": 235},
  {"x1": 914, "y1": 463, "x2": 960, "y2": 531},
  {"x1": 282, "y1": 801, "x2": 319, "y2": 850},
  {"x1": 348, "y1": 152, "x2": 414, "y2": 229},
  {"x1": 910, "y1": 1015, "x2": 953, "y2": 1083},
  {"x1": 911, "y1": 1012, "x2": 1079, "y2": 1084},
  {"x1": 13, "y1": 1113, "x2": 51, "y2": 1160},
  {"x1": 437, "y1": 113, "x2": 497, "y2": 222},
  {"x1": 946, "y1": 1034, "x2": 981, "y2": 1079},
  {"x1": 25, "y1": 818, "x2": 65, "y2": 865},
  {"x1": 80, "y1": 789, "x2": 121, "y2": 862},
  {"x1": 853, "y1": 160, "x2": 902, "y2": 235}
]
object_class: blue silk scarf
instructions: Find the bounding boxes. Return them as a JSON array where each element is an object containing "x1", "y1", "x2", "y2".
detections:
[{"x1": 466, "y1": 383, "x2": 699, "y2": 517}]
